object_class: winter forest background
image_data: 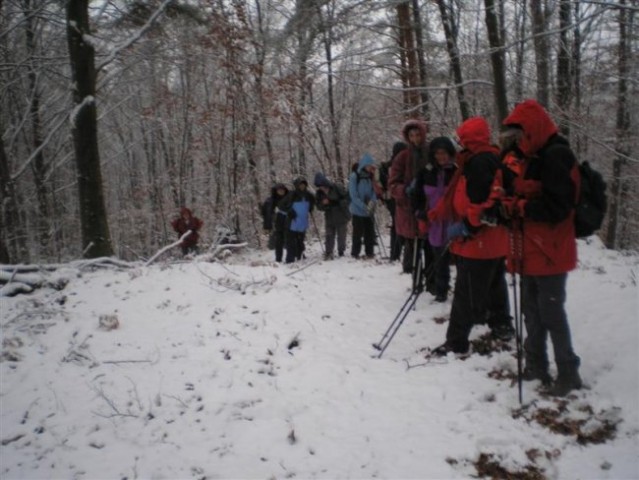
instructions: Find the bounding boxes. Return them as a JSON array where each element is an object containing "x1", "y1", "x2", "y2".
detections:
[{"x1": 1, "y1": 0, "x2": 638, "y2": 264}]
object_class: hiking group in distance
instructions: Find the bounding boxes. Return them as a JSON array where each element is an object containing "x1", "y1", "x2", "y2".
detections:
[{"x1": 176, "y1": 99, "x2": 606, "y2": 400}]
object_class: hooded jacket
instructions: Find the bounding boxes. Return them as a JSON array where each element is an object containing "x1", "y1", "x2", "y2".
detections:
[
  {"x1": 503, "y1": 99, "x2": 578, "y2": 275},
  {"x1": 261, "y1": 183, "x2": 289, "y2": 231},
  {"x1": 279, "y1": 177, "x2": 315, "y2": 233},
  {"x1": 448, "y1": 117, "x2": 508, "y2": 259},
  {"x1": 349, "y1": 154, "x2": 378, "y2": 217},
  {"x1": 314, "y1": 173, "x2": 351, "y2": 226},
  {"x1": 171, "y1": 207, "x2": 203, "y2": 248},
  {"x1": 388, "y1": 119, "x2": 429, "y2": 238},
  {"x1": 414, "y1": 137, "x2": 457, "y2": 247}
]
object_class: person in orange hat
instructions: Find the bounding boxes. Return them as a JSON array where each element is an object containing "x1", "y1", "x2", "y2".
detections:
[
  {"x1": 501, "y1": 99, "x2": 582, "y2": 397},
  {"x1": 430, "y1": 117, "x2": 514, "y2": 356}
]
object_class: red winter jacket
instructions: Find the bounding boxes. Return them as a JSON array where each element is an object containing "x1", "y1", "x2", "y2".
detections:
[
  {"x1": 448, "y1": 117, "x2": 508, "y2": 259},
  {"x1": 503, "y1": 100, "x2": 578, "y2": 276},
  {"x1": 389, "y1": 119, "x2": 428, "y2": 239},
  {"x1": 171, "y1": 207, "x2": 203, "y2": 248}
]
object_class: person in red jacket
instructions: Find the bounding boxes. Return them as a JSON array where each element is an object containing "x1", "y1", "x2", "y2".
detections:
[
  {"x1": 171, "y1": 207, "x2": 203, "y2": 256},
  {"x1": 501, "y1": 99, "x2": 582, "y2": 397},
  {"x1": 388, "y1": 119, "x2": 433, "y2": 276},
  {"x1": 430, "y1": 117, "x2": 514, "y2": 356}
]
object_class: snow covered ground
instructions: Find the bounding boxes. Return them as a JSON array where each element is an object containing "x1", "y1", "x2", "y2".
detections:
[{"x1": 1, "y1": 236, "x2": 638, "y2": 479}]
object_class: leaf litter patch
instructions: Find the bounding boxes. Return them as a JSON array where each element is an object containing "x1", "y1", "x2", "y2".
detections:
[{"x1": 513, "y1": 398, "x2": 621, "y2": 445}]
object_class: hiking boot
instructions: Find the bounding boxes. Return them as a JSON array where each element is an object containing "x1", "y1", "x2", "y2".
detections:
[
  {"x1": 434, "y1": 292, "x2": 447, "y2": 303},
  {"x1": 548, "y1": 371, "x2": 582, "y2": 397},
  {"x1": 490, "y1": 323, "x2": 515, "y2": 341},
  {"x1": 323, "y1": 252, "x2": 334, "y2": 261},
  {"x1": 522, "y1": 368, "x2": 552, "y2": 386},
  {"x1": 431, "y1": 342, "x2": 468, "y2": 357}
]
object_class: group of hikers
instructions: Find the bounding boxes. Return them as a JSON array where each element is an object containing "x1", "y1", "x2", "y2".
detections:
[{"x1": 173, "y1": 99, "x2": 584, "y2": 398}]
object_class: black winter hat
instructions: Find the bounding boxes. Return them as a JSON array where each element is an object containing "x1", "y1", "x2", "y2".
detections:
[{"x1": 428, "y1": 137, "x2": 456, "y2": 161}]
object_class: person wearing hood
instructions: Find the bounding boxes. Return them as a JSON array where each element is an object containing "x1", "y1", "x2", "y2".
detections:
[
  {"x1": 260, "y1": 183, "x2": 290, "y2": 262},
  {"x1": 348, "y1": 153, "x2": 378, "y2": 259},
  {"x1": 413, "y1": 136, "x2": 458, "y2": 302},
  {"x1": 171, "y1": 207, "x2": 203, "y2": 256},
  {"x1": 314, "y1": 172, "x2": 350, "y2": 260},
  {"x1": 389, "y1": 119, "x2": 431, "y2": 275},
  {"x1": 430, "y1": 117, "x2": 514, "y2": 357},
  {"x1": 500, "y1": 99, "x2": 582, "y2": 397},
  {"x1": 279, "y1": 176, "x2": 315, "y2": 263},
  {"x1": 379, "y1": 141, "x2": 408, "y2": 262}
]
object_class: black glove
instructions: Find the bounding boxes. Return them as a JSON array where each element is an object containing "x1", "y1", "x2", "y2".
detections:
[{"x1": 288, "y1": 209, "x2": 297, "y2": 220}]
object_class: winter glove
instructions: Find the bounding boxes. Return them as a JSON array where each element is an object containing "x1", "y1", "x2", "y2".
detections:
[
  {"x1": 405, "y1": 179, "x2": 417, "y2": 198},
  {"x1": 480, "y1": 205, "x2": 500, "y2": 227},
  {"x1": 366, "y1": 202, "x2": 377, "y2": 215},
  {"x1": 415, "y1": 209, "x2": 427, "y2": 221},
  {"x1": 447, "y1": 221, "x2": 470, "y2": 241},
  {"x1": 287, "y1": 209, "x2": 297, "y2": 220}
]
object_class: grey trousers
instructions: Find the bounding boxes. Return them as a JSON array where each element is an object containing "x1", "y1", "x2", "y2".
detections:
[
  {"x1": 325, "y1": 222, "x2": 347, "y2": 255},
  {"x1": 522, "y1": 273, "x2": 580, "y2": 374}
]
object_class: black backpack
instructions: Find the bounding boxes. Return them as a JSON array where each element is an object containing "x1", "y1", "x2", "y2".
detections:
[{"x1": 574, "y1": 161, "x2": 607, "y2": 238}]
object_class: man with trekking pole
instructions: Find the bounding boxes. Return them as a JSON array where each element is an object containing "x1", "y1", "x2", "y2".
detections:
[{"x1": 499, "y1": 100, "x2": 583, "y2": 397}]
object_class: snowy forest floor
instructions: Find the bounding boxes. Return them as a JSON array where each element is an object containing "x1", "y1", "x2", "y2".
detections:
[{"x1": 1, "y1": 236, "x2": 638, "y2": 480}]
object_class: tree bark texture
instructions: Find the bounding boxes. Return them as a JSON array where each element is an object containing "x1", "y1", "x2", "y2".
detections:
[
  {"x1": 484, "y1": 0, "x2": 509, "y2": 123},
  {"x1": 66, "y1": 0, "x2": 114, "y2": 258}
]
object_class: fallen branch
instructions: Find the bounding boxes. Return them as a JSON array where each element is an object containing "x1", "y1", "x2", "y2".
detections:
[
  {"x1": 145, "y1": 231, "x2": 193, "y2": 266},
  {"x1": 102, "y1": 359, "x2": 153, "y2": 364},
  {"x1": 285, "y1": 258, "x2": 320, "y2": 277},
  {"x1": 0, "y1": 282, "x2": 33, "y2": 297}
]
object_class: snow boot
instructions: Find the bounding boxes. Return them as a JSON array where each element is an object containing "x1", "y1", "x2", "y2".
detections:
[
  {"x1": 548, "y1": 367, "x2": 582, "y2": 397},
  {"x1": 522, "y1": 367, "x2": 552, "y2": 386},
  {"x1": 490, "y1": 323, "x2": 515, "y2": 341}
]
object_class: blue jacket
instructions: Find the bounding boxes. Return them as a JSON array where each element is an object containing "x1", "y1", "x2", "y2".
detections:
[
  {"x1": 349, "y1": 154, "x2": 377, "y2": 218},
  {"x1": 280, "y1": 177, "x2": 315, "y2": 233}
]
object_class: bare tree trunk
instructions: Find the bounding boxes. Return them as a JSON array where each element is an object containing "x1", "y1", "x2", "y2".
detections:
[
  {"x1": 514, "y1": 0, "x2": 527, "y2": 100},
  {"x1": 66, "y1": 0, "x2": 113, "y2": 258},
  {"x1": 606, "y1": 0, "x2": 631, "y2": 249},
  {"x1": 435, "y1": 0, "x2": 469, "y2": 120},
  {"x1": 0, "y1": 135, "x2": 21, "y2": 263},
  {"x1": 24, "y1": 0, "x2": 50, "y2": 254},
  {"x1": 411, "y1": 0, "x2": 430, "y2": 120},
  {"x1": 531, "y1": 0, "x2": 550, "y2": 106},
  {"x1": 316, "y1": 2, "x2": 344, "y2": 180},
  {"x1": 556, "y1": 0, "x2": 572, "y2": 135},
  {"x1": 571, "y1": 1, "x2": 583, "y2": 154},
  {"x1": 397, "y1": 1, "x2": 421, "y2": 115},
  {"x1": 484, "y1": 0, "x2": 509, "y2": 122}
]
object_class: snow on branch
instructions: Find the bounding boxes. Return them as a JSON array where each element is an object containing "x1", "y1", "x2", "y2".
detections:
[
  {"x1": 96, "y1": 0, "x2": 174, "y2": 72},
  {"x1": 145, "y1": 230, "x2": 194, "y2": 266}
]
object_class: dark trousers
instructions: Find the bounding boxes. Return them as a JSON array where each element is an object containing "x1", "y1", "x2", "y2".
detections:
[
  {"x1": 388, "y1": 204, "x2": 403, "y2": 261},
  {"x1": 431, "y1": 245, "x2": 451, "y2": 297},
  {"x1": 285, "y1": 231, "x2": 306, "y2": 263},
  {"x1": 522, "y1": 273, "x2": 580, "y2": 374},
  {"x1": 403, "y1": 238, "x2": 435, "y2": 285},
  {"x1": 446, "y1": 256, "x2": 511, "y2": 352},
  {"x1": 325, "y1": 222, "x2": 347, "y2": 256},
  {"x1": 351, "y1": 215, "x2": 375, "y2": 258},
  {"x1": 273, "y1": 230, "x2": 286, "y2": 262}
]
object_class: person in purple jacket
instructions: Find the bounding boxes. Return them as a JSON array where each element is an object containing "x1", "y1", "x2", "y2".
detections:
[{"x1": 414, "y1": 137, "x2": 457, "y2": 302}]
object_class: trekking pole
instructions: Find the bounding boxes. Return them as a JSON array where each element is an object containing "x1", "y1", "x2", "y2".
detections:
[
  {"x1": 373, "y1": 242, "x2": 451, "y2": 358},
  {"x1": 510, "y1": 219, "x2": 524, "y2": 404},
  {"x1": 373, "y1": 254, "x2": 424, "y2": 358},
  {"x1": 373, "y1": 211, "x2": 388, "y2": 259},
  {"x1": 310, "y1": 213, "x2": 325, "y2": 255}
]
